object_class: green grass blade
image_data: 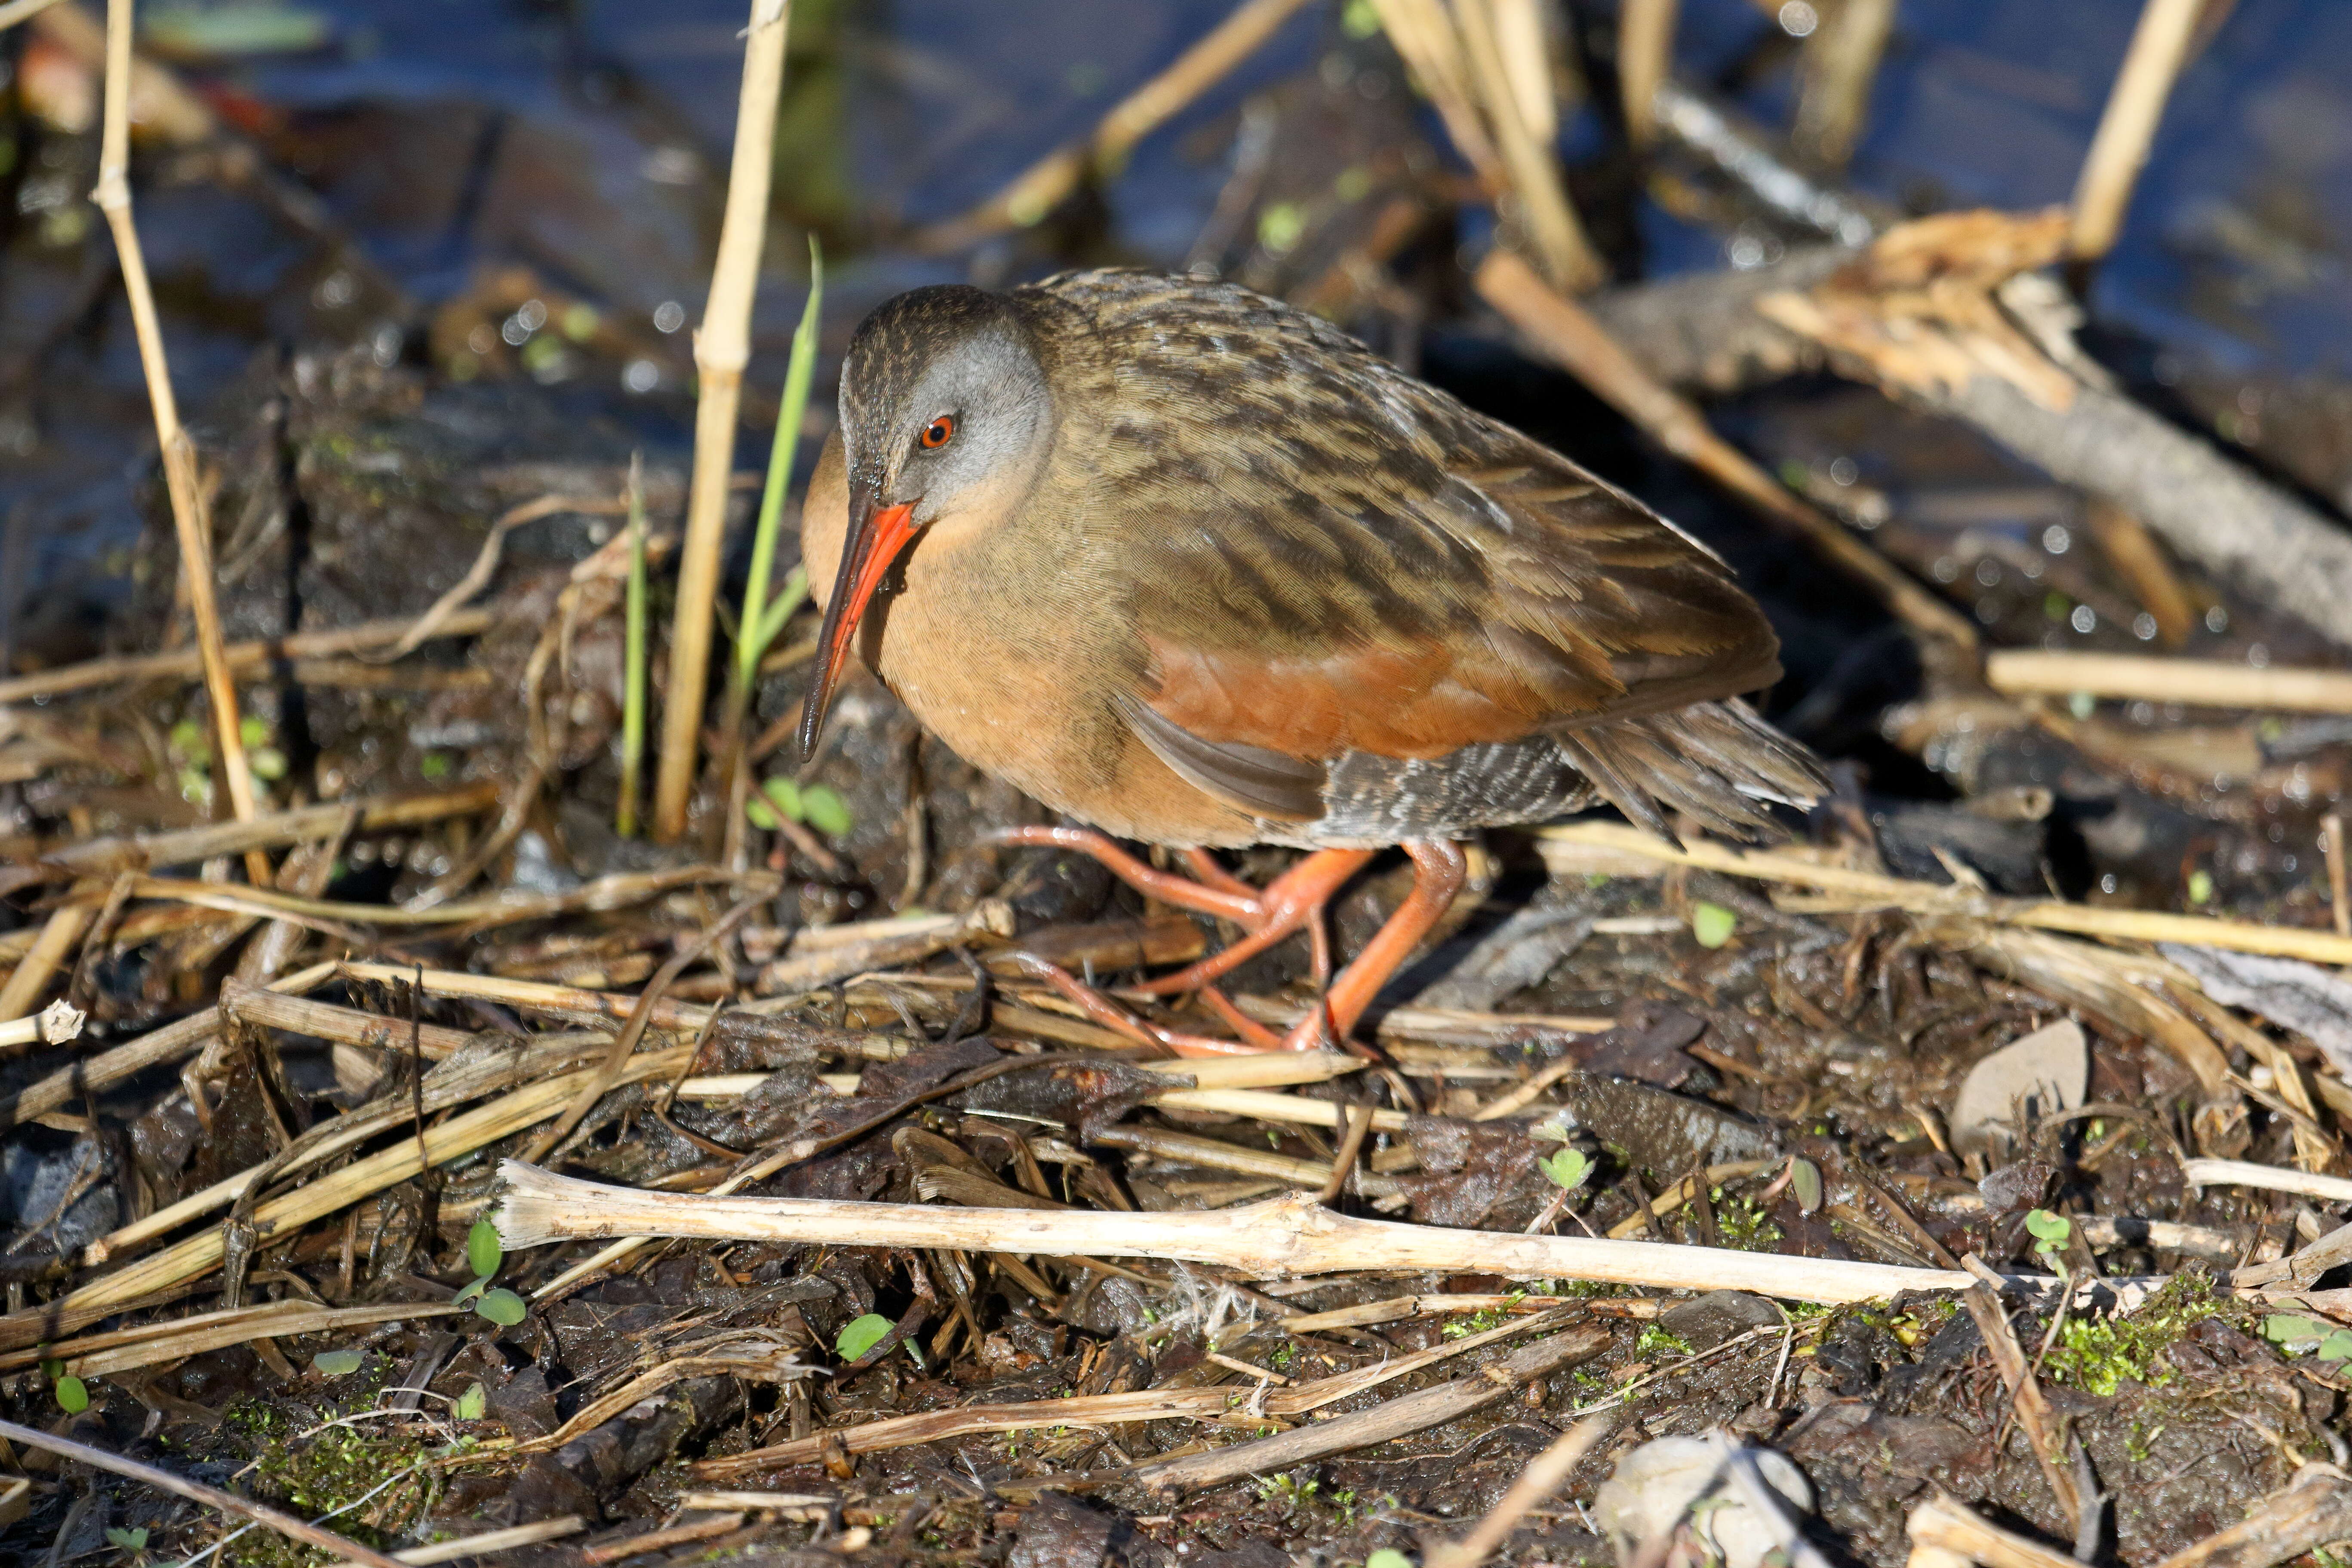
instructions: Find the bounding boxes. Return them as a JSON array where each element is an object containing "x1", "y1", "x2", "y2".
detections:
[
  {"x1": 617, "y1": 456, "x2": 649, "y2": 838},
  {"x1": 737, "y1": 235, "x2": 825, "y2": 686}
]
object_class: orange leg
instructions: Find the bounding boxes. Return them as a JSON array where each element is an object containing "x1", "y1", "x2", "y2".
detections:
[
  {"x1": 1125, "y1": 849, "x2": 1374, "y2": 996},
  {"x1": 1274, "y1": 840, "x2": 1467, "y2": 1052},
  {"x1": 993, "y1": 829, "x2": 1468, "y2": 1056}
]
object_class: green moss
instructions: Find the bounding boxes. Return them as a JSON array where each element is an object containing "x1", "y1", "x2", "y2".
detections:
[
  {"x1": 1711, "y1": 1195, "x2": 1785, "y2": 1252},
  {"x1": 2042, "y1": 1273, "x2": 2223, "y2": 1397},
  {"x1": 233, "y1": 1427, "x2": 433, "y2": 1566},
  {"x1": 1636, "y1": 1323, "x2": 1694, "y2": 1359}
]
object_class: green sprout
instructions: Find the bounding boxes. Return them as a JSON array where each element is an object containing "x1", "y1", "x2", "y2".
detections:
[
  {"x1": 735, "y1": 238, "x2": 825, "y2": 692},
  {"x1": 2025, "y1": 1208, "x2": 2072, "y2": 1273},
  {"x1": 1538, "y1": 1147, "x2": 1592, "y2": 1192},
  {"x1": 617, "y1": 454, "x2": 649, "y2": 838},
  {"x1": 836, "y1": 1313, "x2": 893, "y2": 1362},
  {"x1": 1691, "y1": 901, "x2": 1737, "y2": 948}
]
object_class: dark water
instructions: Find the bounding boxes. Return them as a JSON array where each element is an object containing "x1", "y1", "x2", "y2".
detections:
[{"x1": 4, "y1": 0, "x2": 2348, "y2": 654}]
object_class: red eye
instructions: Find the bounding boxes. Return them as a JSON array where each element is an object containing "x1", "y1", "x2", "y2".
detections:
[{"x1": 920, "y1": 415, "x2": 955, "y2": 449}]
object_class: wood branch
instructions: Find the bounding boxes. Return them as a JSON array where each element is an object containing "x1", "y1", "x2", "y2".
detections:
[
  {"x1": 14, "y1": 786, "x2": 499, "y2": 880},
  {"x1": 1424, "y1": 1414, "x2": 1614, "y2": 1568},
  {"x1": 492, "y1": 1163, "x2": 1986, "y2": 1303}
]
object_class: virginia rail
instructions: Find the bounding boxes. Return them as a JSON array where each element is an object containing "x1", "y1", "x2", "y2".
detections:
[{"x1": 797, "y1": 269, "x2": 1823, "y2": 1056}]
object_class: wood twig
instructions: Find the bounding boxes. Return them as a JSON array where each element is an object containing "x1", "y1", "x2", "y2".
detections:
[
  {"x1": 655, "y1": 0, "x2": 795, "y2": 842},
  {"x1": 2150, "y1": 1463, "x2": 2352, "y2": 1568}
]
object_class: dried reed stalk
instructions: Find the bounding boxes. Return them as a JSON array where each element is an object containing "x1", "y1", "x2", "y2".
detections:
[
  {"x1": 1451, "y1": 0, "x2": 1603, "y2": 291},
  {"x1": 63, "y1": 1048, "x2": 691, "y2": 1313},
  {"x1": 0, "y1": 0, "x2": 67, "y2": 31},
  {"x1": 697, "y1": 1299, "x2": 1580, "y2": 1477},
  {"x1": 0, "y1": 999, "x2": 83, "y2": 1049},
  {"x1": 25, "y1": 1301, "x2": 464, "y2": 1379},
  {"x1": 1908, "y1": 1492, "x2": 2096, "y2": 1568},
  {"x1": 1987, "y1": 650, "x2": 2352, "y2": 713},
  {"x1": 1424, "y1": 1414, "x2": 1614, "y2": 1568},
  {"x1": 92, "y1": 0, "x2": 265, "y2": 882},
  {"x1": 0, "y1": 882, "x2": 101, "y2": 1022},
  {"x1": 32, "y1": 786, "x2": 500, "y2": 880},
  {"x1": 655, "y1": 0, "x2": 794, "y2": 842},
  {"x1": 495, "y1": 1164, "x2": 1977, "y2": 1303},
  {"x1": 2069, "y1": 0, "x2": 2205, "y2": 261},
  {"x1": 0, "y1": 1416, "x2": 403, "y2": 1567},
  {"x1": 2180, "y1": 1158, "x2": 2352, "y2": 1205},
  {"x1": 1792, "y1": 0, "x2": 1894, "y2": 170},
  {"x1": 1129, "y1": 1322, "x2": 1611, "y2": 1491},
  {"x1": 1539, "y1": 819, "x2": 2352, "y2": 967},
  {"x1": 914, "y1": 0, "x2": 1318, "y2": 251},
  {"x1": 1617, "y1": 0, "x2": 1678, "y2": 147}
]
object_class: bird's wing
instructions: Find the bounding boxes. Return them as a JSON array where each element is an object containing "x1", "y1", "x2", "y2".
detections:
[{"x1": 1055, "y1": 276, "x2": 1782, "y2": 818}]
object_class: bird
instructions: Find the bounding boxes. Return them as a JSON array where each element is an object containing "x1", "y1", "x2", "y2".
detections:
[{"x1": 796, "y1": 267, "x2": 1824, "y2": 1057}]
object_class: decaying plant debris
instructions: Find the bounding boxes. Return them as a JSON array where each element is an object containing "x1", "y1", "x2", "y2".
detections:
[{"x1": 14, "y1": 1, "x2": 2352, "y2": 1567}]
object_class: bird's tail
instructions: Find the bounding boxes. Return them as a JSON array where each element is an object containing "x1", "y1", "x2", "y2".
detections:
[{"x1": 1550, "y1": 698, "x2": 1826, "y2": 842}]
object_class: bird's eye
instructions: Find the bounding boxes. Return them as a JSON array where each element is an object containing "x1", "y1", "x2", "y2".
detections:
[{"x1": 919, "y1": 415, "x2": 956, "y2": 450}]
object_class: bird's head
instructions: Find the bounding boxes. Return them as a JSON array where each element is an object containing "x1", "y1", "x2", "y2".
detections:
[{"x1": 798, "y1": 283, "x2": 1053, "y2": 760}]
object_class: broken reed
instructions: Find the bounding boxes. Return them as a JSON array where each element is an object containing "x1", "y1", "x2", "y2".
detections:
[{"x1": 655, "y1": 0, "x2": 794, "y2": 842}]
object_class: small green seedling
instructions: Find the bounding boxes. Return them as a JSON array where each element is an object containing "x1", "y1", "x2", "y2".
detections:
[
  {"x1": 1537, "y1": 1147, "x2": 1592, "y2": 1192},
  {"x1": 1786, "y1": 1156, "x2": 1823, "y2": 1215},
  {"x1": 837, "y1": 1313, "x2": 894, "y2": 1362},
  {"x1": 468, "y1": 1217, "x2": 503, "y2": 1280},
  {"x1": 55, "y1": 1373, "x2": 88, "y2": 1413},
  {"x1": 1691, "y1": 901, "x2": 1737, "y2": 949},
  {"x1": 747, "y1": 776, "x2": 853, "y2": 837},
  {"x1": 1365, "y1": 1552, "x2": 1414, "y2": 1568},
  {"x1": 105, "y1": 1527, "x2": 148, "y2": 1553},
  {"x1": 456, "y1": 1381, "x2": 488, "y2": 1421},
  {"x1": 2263, "y1": 1314, "x2": 2345, "y2": 1356},
  {"x1": 313, "y1": 1349, "x2": 365, "y2": 1377},
  {"x1": 2187, "y1": 870, "x2": 2214, "y2": 905},
  {"x1": 475, "y1": 1289, "x2": 527, "y2": 1328},
  {"x1": 2025, "y1": 1209, "x2": 2072, "y2": 1271},
  {"x1": 2322, "y1": 1330, "x2": 2352, "y2": 1363}
]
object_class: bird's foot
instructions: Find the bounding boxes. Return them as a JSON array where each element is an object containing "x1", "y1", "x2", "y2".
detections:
[
  {"x1": 998, "y1": 952, "x2": 1284, "y2": 1058},
  {"x1": 985, "y1": 827, "x2": 1372, "y2": 997}
]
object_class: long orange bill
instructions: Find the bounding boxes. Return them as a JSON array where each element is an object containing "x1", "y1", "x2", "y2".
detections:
[{"x1": 797, "y1": 500, "x2": 918, "y2": 761}]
